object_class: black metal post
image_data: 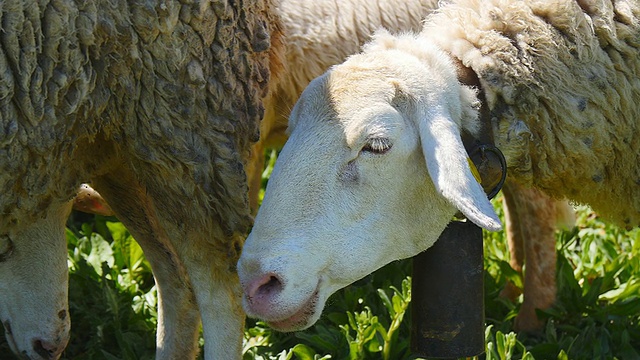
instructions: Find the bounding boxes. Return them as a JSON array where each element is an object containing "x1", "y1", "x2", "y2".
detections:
[{"x1": 411, "y1": 220, "x2": 485, "y2": 358}]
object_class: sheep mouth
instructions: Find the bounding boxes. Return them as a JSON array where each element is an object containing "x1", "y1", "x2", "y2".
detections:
[
  {"x1": 265, "y1": 289, "x2": 320, "y2": 332},
  {"x1": 2, "y1": 326, "x2": 20, "y2": 359}
]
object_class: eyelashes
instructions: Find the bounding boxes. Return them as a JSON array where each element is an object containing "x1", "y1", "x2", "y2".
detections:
[{"x1": 361, "y1": 137, "x2": 392, "y2": 155}]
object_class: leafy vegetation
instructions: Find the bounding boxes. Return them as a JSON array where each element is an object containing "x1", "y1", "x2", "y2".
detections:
[
  {"x1": 64, "y1": 217, "x2": 158, "y2": 360},
  {"x1": 1, "y1": 151, "x2": 638, "y2": 359}
]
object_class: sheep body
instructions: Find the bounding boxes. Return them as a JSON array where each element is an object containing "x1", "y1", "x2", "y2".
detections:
[
  {"x1": 0, "y1": 0, "x2": 280, "y2": 358},
  {"x1": 238, "y1": 0, "x2": 638, "y2": 333},
  {"x1": 425, "y1": 0, "x2": 640, "y2": 227},
  {"x1": 276, "y1": 0, "x2": 436, "y2": 104},
  {"x1": 0, "y1": 0, "x2": 266, "y2": 235}
]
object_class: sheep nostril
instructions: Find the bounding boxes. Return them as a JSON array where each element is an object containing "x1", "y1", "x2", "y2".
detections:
[
  {"x1": 258, "y1": 275, "x2": 283, "y2": 297},
  {"x1": 32, "y1": 339, "x2": 66, "y2": 359},
  {"x1": 247, "y1": 273, "x2": 284, "y2": 301},
  {"x1": 57, "y1": 310, "x2": 67, "y2": 321},
  {"x1": 33, "y1": 338, "x2": 62, "y2": 359}
]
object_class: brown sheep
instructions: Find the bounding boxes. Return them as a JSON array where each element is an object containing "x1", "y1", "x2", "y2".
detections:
[{"x1": 0, "y1": 0, "x2": 283, "y2": 358}]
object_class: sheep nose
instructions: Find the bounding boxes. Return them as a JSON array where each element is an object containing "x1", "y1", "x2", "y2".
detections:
[
  {"x1": 244, "y1": 272, "x2": 284, "y2": 311},
  {"x1": 32, "y1": 338, "x2": 64, "y2": 359}
]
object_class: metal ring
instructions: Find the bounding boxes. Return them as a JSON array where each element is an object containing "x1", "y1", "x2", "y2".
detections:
[{"x1": 478, "y1": 145, "x2": 507, "y2": 200}]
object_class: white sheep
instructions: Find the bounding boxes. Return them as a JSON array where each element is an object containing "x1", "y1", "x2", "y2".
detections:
[
  {"x1": 246, "y1": 0, "x2": 437, "y2": 210},
  {"x1": 0, "y1": 203, "x2": 72, "y2": 359},
  {"x1": 238, "y1": 0, "x2": 639, "y2": 333},
  {"x1": 248, "y1": 0, "x2": 574, "y2": 332},
  {"x1": 0, "y1": 0, "x2": 281, "y2": 358}
]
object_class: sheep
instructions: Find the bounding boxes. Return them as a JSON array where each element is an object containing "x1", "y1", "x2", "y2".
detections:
[
  {"x1": 246, "y1": 0, "x2": 437, "y2": 211},
  {"x1": 237, "y1": 0, "x2": 639, "y2": 333},
  {"x1": 246, "y1": 0, "x2": 574, "y2": 331},
  {"x1": 0, "y1": 203, "x2": 72, "y2": 359},
  {"x1": 0, "y1": 0, "x2": 282, "y2": 358}
]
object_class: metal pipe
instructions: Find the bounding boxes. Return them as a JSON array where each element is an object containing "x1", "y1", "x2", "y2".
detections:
[{"x1": 411, "y1": 220, "x2": 485, "y2": 358}]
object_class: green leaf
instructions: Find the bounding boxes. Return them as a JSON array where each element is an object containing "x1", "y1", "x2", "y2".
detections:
[
  {"x1": 366, "y1": 332, "x2": 382, "y2": 353},
  {"x1": 291, "y1": 344, "x2": 317, "y2": 360},
  {"x1": 106, "y1": 221, "x2": 130, "y2": 243},
  {"x1": 497, "y1": 260, "x2": 523, "y2": 289},
  {"x1": 391, "y1": 293, "x2": 403, "y2": 317},
  {"x1": 128, "y1": 238, "x2": 146, "y2": 272},
  {"x1": 377, "y1": 289, "x2": 393, "y2": 316},
  {"x1": 86, "y1": 233, "x2": 114, "y2": 276},
  {"x1": 495, "y1": 331, "x2": 506, "y2": 360},
  {"x1": 81, "y1": 223, "x2": 93, "y2": 238},
  {"x1": 66, "y1": 228, "x2": 79, "y2": 246},
  {"x1": 557, "y1": 350, "x2": 569, "y2": 360},
  {"x1": 600, "y1": 277, "x2": 639, "y2": 301}
]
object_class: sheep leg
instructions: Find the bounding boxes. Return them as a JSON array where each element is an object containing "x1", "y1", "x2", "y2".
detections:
[
  {"x1": 501, "y1": 180, "x2": 558, "y2": 332},
  {"x1": 247, "y1": 140, "x2": 266, "y2": 214},
  {"x1": 247, "y1": 96, "x2": 289, "y2": 214},
  {"x1": 92, "y1": 174, "x2": 202, "y2": 359},
  {"x1": 500, "y1": 184, "x2": 525, "y2": 302},
  {"x1": 170, "y1": 237, "x2": 245, "y2": 360}
]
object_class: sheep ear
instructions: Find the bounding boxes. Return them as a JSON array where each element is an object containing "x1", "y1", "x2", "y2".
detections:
[
  {"x1": 73, "y1": 184, "x2": 115, "y2": 216},
  {"x1": 416, "y1": 109, "x2": 502, "y2": 231}
]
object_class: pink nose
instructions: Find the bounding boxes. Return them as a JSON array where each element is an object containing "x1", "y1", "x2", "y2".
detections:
[
  {"x1": 244, "y1": 272, "x2": 284, "y2": 315},
  {"x1": 33, "y1": 337, "x2": 65, "y2": 359}
]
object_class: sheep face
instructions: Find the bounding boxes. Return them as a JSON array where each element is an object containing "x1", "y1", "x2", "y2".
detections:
[
  {"x1": 238, "y1": 45, "x2": 501, "y2": 332},
  {"x1": 0, "y1": 202, "x2": 72, "y2": 359}
]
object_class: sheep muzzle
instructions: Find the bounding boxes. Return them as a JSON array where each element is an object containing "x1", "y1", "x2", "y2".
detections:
[{"x1": 0, "y1": 235, "x2": 15, "y2": 262}]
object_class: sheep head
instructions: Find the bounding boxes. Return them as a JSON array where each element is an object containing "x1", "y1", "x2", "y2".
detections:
[
  {"x1": 0, "y1": 201, "x2": 72, "y2": 359},
  {"x1": 238, "y1": 31, "x2": 501, "y2": 332}
]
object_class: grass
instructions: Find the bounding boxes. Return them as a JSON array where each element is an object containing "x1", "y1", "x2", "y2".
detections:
[{"x1": 1, "y1": 151, "x2": 638, "y2": 359}]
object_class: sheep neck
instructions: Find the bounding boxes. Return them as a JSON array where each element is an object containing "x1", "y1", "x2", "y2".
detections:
[{"x1": 455, "y1": 60, "x2": 506, "y2": 199}]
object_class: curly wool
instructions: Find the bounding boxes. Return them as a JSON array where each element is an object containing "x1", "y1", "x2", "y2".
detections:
[
  {"x1": 424, "y1": 0, "x2": 640, "y2": 228},
  {"x1": 0, "y1": 0, "x2": 280, "y2": 239}
]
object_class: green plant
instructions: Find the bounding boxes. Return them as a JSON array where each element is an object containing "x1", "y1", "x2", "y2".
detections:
[
  {"x1": 485, "y1": 325, "x2": 534, "y2": 360},
  {"x1": 2, "y1": 163, "x2": 638, "y2": 359},
  {"x1": 63, "y1": 218, "x2": 159, "y2": 360},
  {"x1": 1, "y1": 214, "x2": 162, "y2": 359},
  {"x1": 337, "y1": 278, "x2": 411, "y2": 360}
]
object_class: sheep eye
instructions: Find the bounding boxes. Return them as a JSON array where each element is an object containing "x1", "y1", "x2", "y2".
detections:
[
  {"x1": 0, "y1": 235, "x2": 14, "y2": 262},
  {"x1": 361, "y1": 137, "x2": 392, "y2": 155}
]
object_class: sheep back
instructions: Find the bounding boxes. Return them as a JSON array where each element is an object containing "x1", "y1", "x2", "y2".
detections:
[
  {"x1": 424, "y1": 0, "x2": 640, "y2": 228},
  {"x1": 0, "y1": 0, "x2": 281, "y2": 237},
  {"x1": 274, "y1": 0, "x2": 437, "y2": 101}
]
